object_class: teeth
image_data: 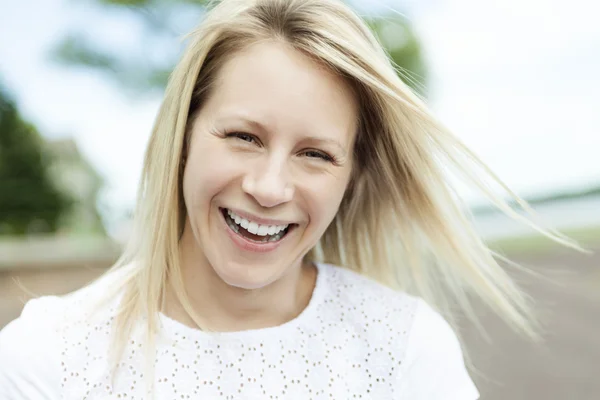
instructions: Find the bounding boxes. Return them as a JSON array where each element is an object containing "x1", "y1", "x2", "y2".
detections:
[
  {"x1": 257, "y1": 225, "x2": 269, "y2": 236},
  {"x1": 248, "y1": 222, "x2": 258, "y2": 234},
  {"x1": 227, "y1": 209, "x2": 289, "y2": 237}
]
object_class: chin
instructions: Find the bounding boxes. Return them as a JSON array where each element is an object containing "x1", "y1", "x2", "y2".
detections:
[{"x1": 212, "y1": 260, "x2": 285, "y2": 290}]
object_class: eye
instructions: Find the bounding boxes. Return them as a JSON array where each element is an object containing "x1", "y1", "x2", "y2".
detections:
[
  {"x1": 302, "y1": 150, "x2": 335, "y2": 162},
  {"x1": 227, "y1": 132, "x2": 258, "y2": 144}
]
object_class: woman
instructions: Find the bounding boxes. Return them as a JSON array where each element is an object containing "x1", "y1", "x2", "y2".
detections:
[{"x1": 0, "y1": 0, "x2": 581, "y2": 398}]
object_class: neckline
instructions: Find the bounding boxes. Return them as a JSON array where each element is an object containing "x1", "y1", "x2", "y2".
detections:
[{"x1": 158, "y1": 262, "x2": 328, "y2": 341}]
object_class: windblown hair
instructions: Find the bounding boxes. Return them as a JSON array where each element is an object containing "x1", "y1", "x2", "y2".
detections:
[{"x1": 97, "y1": 0, "x2": 582, "y2": 385}]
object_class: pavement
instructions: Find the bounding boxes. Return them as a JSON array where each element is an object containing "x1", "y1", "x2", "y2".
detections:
[{"x1": 463, "y1": 246, "x2": 600, "y2": 400}]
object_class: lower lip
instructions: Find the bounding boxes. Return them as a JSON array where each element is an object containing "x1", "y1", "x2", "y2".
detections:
[{"x1": 220, "y1": 208, "x2": 292, "y2": 253}]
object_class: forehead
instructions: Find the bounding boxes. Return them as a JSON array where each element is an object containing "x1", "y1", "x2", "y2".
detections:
[{"x1": 201, "y1": 41, "x2": 358, "y2": 147}]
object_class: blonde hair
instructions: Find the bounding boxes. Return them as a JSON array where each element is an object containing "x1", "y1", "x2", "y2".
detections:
[{"x1": 98, "y1": 0, "x2": 583, "y2": 384}]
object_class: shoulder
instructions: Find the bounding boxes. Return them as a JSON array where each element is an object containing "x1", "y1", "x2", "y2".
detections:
[
  {"x1": 405, "y1": 299, "x2": 467, "y2": 365},
  {"x1": 316, "y1": 263, "x2": 420, "y2": 353},
  {"x1": 400, "y1": 299, "x2": 480, "y2": 399},
  {"x1": 316, "y1": 263, "x2": 479, "y2": 399},
  {"x1": 317, "y1": 262, "x2": 420, "y2": 318},
  {"x1": 0, "y1": 296, "x2": 65, "y2": 398},
  {"x1": 407, "y1": 299, "x2": 464, "y2": 356},
  {"x1": 318, "y1": 262, "x2": 419, "y2": 310},
  {"x1": 0, "y1": 273, "x2": 123, "y2": 399}
]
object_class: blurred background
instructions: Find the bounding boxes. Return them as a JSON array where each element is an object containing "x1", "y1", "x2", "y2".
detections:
[{"x1": 0, "y1": 0, "x2": 598, "y2": 398}]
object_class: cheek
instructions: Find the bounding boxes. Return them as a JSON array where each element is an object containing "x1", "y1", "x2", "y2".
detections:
[
  {"x1": 305, "y1": 173, "x2": 351, "y2": 230},
  {"x1": 183, "y1": 167, "x2": 216, "y2": 210},
  {"x1": 182, "y1": 145, "x2": 238, "y2": 209}
]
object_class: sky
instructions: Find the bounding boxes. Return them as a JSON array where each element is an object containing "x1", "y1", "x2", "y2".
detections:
[{"x1": 1, "y1": 0, "x2": 599, "y2": 230}]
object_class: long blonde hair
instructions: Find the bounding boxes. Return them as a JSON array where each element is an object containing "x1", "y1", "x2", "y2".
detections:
[{"x1": 100, "y1": 0, "x2": 583, "y2": 381}]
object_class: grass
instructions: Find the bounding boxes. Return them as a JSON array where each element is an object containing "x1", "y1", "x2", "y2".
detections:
[{"x1": 488, "y1": 225, "x2": 600, "y2": 256}]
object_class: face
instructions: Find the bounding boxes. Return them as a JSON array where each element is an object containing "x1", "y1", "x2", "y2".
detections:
[{"x1": 181, "y1": 41, "x2": 358, "y2": 290}]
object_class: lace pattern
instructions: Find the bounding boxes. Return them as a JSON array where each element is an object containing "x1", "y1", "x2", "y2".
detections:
[{"x1": 51, "y1": 264, "x2": 418, "y2": 399}]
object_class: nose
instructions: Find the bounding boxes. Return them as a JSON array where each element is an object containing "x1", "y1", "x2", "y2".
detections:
[{"x1": 242, "y1": 156, "x2": 294, "y2": 208}]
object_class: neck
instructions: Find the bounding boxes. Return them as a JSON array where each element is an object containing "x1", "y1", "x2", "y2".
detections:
[{"x1": 164, "y1": 225, "x2": 317, "y2": 332}]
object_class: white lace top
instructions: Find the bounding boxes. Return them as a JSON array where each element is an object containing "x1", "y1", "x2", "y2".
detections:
[{"x1": 0, "y1": 263, "x2": 479, "y2": 399}]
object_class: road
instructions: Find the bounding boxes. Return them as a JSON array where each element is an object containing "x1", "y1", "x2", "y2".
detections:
[{"x1": 464, "y1": 246, "x2": 600, "y2": 399}]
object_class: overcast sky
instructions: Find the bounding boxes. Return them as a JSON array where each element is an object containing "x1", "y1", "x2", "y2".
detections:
[{"x1": 1, "y1": 0, "x2": 599, "y2": 221}]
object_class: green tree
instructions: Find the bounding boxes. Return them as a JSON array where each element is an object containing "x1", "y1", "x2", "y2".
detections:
[
  {"x1": 0, "y1": 86, "x2": 72, "y2": 235},
  {"x1": 52, "y1": 0, "x2": 427, "y2": 96}
]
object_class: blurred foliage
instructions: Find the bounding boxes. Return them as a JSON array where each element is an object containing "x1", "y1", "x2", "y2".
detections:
[
  {"x1": 0, "y1": 86, "x2": 72, "y2": 235},
  {"x1": 51, "y1": 0, "x2": 427, "y2": 96},
  {"x1": 366, "y1": 16, "x2": 426, "y2": 95}
]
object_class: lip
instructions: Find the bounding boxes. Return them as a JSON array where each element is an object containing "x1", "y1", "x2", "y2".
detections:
[
  {"x1": 220, "y1": 208, "x2": 294, "y2": 253},
  {"x1": 223, "y1": 207, "x2": 295, "y2": 226}
]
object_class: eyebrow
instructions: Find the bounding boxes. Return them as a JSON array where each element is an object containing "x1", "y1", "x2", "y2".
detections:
[{"x1": 215, "y1": 114, "x2": 349, "y2": 157}]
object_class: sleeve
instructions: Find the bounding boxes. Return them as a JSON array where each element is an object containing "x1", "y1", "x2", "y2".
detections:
[
  {"x1": 0, "y1": 297, "x2": 63, "y2": 399},
  {"x1": 399, "y1": 299, "x2": 480, "y2": 400}
]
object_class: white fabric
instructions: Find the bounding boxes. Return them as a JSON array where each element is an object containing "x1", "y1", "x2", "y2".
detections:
[{"x1": 0, "y1": 263, "x2": 479, "y2": 399}]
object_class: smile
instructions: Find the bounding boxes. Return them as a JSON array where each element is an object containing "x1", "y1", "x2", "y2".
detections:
[{"x1": 220, "y1": 208, "x2": 295, "y2": 244}]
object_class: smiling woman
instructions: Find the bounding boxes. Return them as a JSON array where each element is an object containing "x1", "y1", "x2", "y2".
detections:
[
  {"x1": 0, "y1": 0, "x2": 582, "y2": 399},
  {"x1": 178, "y1": 41, "x2": 357, "y2": 293}
]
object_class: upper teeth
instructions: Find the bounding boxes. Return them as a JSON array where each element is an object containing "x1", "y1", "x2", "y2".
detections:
[{"x1": 227, "y1": 209, "x2": 289, "y2": 236}]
